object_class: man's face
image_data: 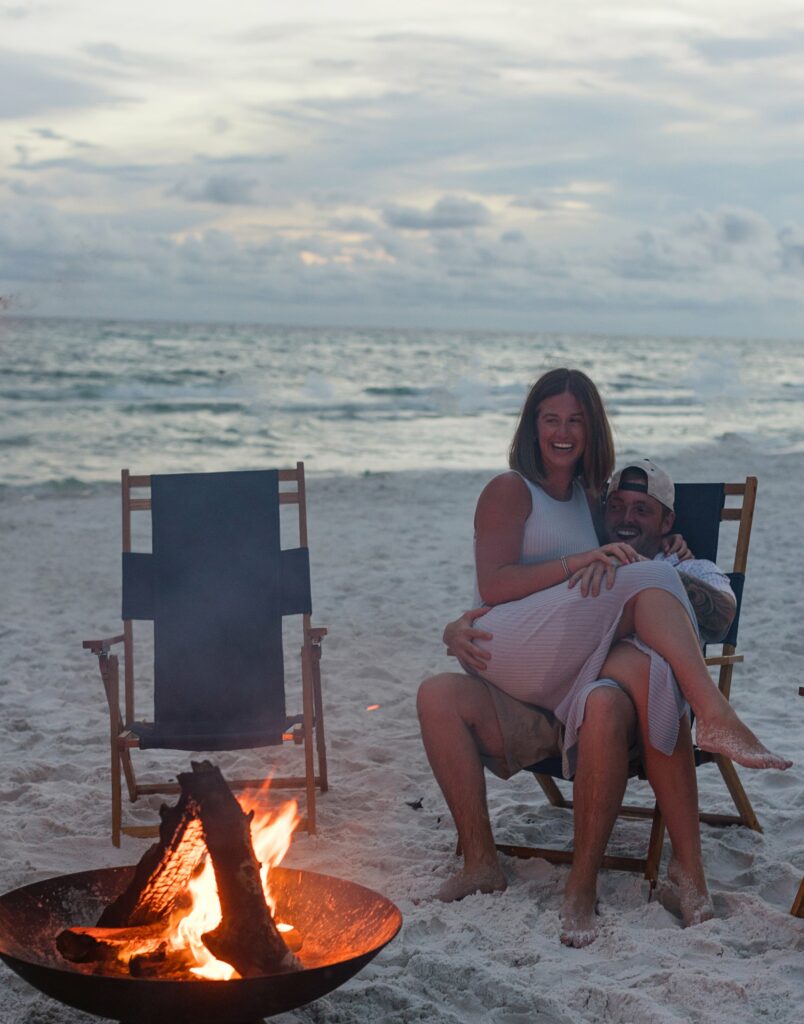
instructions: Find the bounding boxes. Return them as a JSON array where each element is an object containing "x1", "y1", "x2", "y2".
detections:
[{"x1": 604, "y1": 482, "x2": 675, "y2": 558}]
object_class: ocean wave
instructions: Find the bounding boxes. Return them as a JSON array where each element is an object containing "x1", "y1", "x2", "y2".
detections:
[
  {"x1": 2, "y1": 318, "x2": 803, "y2": 485},
  {"x1": 120, "y1": 401, "x2": 246, "y2": 415},
  {"x1": 0, "y1": 478, "x2": 113, "y2": 504}
]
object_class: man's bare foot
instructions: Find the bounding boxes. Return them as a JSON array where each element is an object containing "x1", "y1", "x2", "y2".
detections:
[
  {"x1": 435, "y1": 864, "x2": 507, "y2": 902},
  {"x1": 659, "y1": 858, "x2": 714, "y2": 927},
  {"x1": 695, "y1": 705, "x2": 792, "y2": 770},
  {"x1": 560, "y1": 879, "x2": 599, "y2": 948}
]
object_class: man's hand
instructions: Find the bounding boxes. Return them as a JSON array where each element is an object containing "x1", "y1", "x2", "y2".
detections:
[
  {"x1": 443, "y1": 606, "x2": 493, "y2": 673},
  {"x1": 662, "y1": 533, "x2": 694, "y2": 561},
  {"x1": 569, "y1": 549, "x2": 648, "y2": 596}
]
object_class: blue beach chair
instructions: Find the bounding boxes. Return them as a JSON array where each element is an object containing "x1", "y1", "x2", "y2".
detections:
[
  {"x1": 490, "y1": 477, "x2": 760, "y2": 884},
  {"x1": 83, "y1": 464, "x2": 328, "y2": 846}
]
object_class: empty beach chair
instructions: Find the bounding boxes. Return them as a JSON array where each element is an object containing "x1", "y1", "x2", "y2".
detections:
[{"x1": 84, "y1": 464, "x2": 327, "y2": 846}]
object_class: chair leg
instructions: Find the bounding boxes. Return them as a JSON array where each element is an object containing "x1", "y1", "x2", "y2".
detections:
[
  {"x1": 713, "y1": 755, "x2": 762, "y2": 832},
  {"x1": 311, "y1": 642, "x2": 328, "y2": 793},
  {"x1": 792, "y1": 877, "x2": 804, "y2": 918},
  {"x1": 119, "y1": 746, "x2": 137, "y2": 803},
  {"x1": 301, "y1": 642, "x2": 317, "y2": 834},
  {"x1": 106, "y1": 655, "x2": 123, "y2": 848},
  {"x1": 535, "y1": 773, "x2": 569, "y2": 807},
  {"x1": 645, "y1": 806, "x2": 666, "y2": 886}
]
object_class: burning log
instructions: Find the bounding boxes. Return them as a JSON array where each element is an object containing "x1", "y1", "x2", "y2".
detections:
[
  {"x1": 56, "y1": 923, "x2": 168, "y2": 965},
  {"x1": 58, "y1": 762, "x2": 300, "y2": 978}
]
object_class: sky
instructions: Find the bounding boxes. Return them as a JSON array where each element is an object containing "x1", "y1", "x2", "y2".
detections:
[{"x1": 2, "y1": 0, "x2": 804, "y2": 336}]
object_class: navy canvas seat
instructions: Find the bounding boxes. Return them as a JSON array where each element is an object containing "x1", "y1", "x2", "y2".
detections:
[
  {"x1": 489, "y1": 478, "x2": 759, "y2": 884},
  {"x1": 84, "y1": 464, "x2": 328, "y2": 846}
]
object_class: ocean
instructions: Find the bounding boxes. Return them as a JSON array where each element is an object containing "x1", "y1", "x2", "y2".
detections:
[{"x1": 1, "y1": 316, "x2": 802, "y2": 492}]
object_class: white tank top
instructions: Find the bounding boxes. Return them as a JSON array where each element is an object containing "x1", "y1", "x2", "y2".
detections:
[
  {"x1": 516, "y1": 474, "x2": 600, "y2": 564},
  {"x1": 473, "y1": 473, "x2": 599, "y2": 603}
]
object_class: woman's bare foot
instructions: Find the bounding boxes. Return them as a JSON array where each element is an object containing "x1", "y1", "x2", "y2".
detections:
[
  {"x1": 435, "y1": 864, "x2": 507, "y2": 902},
  {"x1": 560, "y1": 876, "x2": 599, "y2": 948},
  {"x1": 695, "y1": 703, "x2": 792, "y2": 770},
  {"x1": 659, "y1": 858, "x2": 714, "y2": 927}
]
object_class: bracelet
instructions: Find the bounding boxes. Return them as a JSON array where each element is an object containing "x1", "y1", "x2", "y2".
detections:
[{"x1": 561, "y1": 555, "x2": 571, "y2": 579}]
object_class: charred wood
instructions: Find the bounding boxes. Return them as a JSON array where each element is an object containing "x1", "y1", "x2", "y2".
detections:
[{"x1": 90, "y1": 761, "x2": 299, "y2": 977}]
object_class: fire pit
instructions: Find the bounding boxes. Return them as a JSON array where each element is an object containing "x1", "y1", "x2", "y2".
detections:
[
  {"x1": 0, "y1": 763, "x2": 402, "y2": 1022},
  {"x1": 0, "y1": 864, "x2": 402, "y2": 1022}
]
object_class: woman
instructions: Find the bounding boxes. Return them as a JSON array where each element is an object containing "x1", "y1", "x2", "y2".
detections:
[{"x1": 457, "y1": 368, "x2": 789, "y2": 942}]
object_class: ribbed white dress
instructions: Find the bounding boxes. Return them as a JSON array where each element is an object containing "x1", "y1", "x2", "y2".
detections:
[{"x1": 475, "y1": 474, "x2": 693, "y2": 777}]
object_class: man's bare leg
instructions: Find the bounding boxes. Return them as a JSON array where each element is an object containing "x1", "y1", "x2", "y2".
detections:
[
  {"x1": 560, "y1": 685, "x2": 636, "y2": 947},
  {"x1": 602, "y1": 643, "x2": 713, "y2": 927},
  {"x1": 417, "y1": 672, "x2": 507, "y2": 901},
  {"x1": 614, "y1": 590, "x2": 791, "y2": 770}
]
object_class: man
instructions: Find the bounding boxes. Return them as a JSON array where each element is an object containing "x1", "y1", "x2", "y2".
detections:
[{"x1": 416, "y1": 459, "x2": 736, "y2": 943}]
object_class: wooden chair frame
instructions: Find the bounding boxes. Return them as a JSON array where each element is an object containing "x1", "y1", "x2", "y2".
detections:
[
  {"x1": 493, "y1": 477, "x2": 760, "y2": 885},
  {"x1": 84, "y1": 462, "x2": 328, "y2": 847},
  {"x1": 793, "y1": 685, "x2": 804, "y2": 918}
]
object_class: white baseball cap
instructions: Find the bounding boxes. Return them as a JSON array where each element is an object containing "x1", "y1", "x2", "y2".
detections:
[{"x1": 609, "y1": 459, "x2": 675, "y2": 511}]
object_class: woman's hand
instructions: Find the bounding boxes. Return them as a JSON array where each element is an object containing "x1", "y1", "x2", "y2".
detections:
[
  {"x1": 443, "y1": 606, "x2": 493, "y2": 674},
  {"x1": 583, "y1": 542, "x2": 642, "y2": 568},
  {"x1": 568, "y1": 544, "x2": 646, "y2": 596},
  {"x1": 662, "y1": 533, "x2": 694, "y2": 561}
]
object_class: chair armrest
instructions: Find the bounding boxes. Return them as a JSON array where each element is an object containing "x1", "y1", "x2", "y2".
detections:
[
  {"x1": 704, "y1": 654, "x2": 744, "y2": 667},
  {"x1": 83, "y1": 634, "x2": 125, "y2": 655}
]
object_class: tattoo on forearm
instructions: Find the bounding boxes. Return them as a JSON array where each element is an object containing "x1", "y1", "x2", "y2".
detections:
[{"x1": 679, "y1": 576, "x2": 736, "y2": 643}]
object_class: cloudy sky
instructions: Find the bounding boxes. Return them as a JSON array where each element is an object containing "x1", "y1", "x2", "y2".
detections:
[{"x1": 2, "y1": 0, "x2": 804, "y2": 335}]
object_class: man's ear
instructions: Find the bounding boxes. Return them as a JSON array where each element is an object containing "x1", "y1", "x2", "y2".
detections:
[{"x1": 661, "y1": 509, "x2": 676, "y2": 535}]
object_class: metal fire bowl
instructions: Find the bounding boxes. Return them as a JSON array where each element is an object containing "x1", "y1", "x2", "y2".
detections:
[{"x1": 0, "y1": 865, "x2": 403, "y2": 1023}]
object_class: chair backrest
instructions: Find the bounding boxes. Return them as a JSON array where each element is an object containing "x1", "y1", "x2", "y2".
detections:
[
  {"x1": 672, "y1": 478, "x2": 757, "y2": 650},
  {"x1": 119, "y1": 465, "x2": 312, "y2": 748}
]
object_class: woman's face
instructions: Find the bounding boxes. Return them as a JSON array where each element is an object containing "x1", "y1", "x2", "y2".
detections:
[{"x1": 536, "y1": 390, "x2": 587, "y2": 475}]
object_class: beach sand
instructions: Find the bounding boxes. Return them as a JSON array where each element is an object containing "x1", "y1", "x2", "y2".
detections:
[{"x1": 1, "y1": 438, "x2": 802, "y2": 1022}]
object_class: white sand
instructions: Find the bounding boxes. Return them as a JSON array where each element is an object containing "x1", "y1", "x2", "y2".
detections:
[{"x1": 1, "y1": 438, "x2": 802, "y2": 1022}]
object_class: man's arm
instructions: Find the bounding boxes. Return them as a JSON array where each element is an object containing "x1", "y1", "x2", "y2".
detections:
[{"x1": 678, "y1": 573, "x2": 736, "y2": 644}]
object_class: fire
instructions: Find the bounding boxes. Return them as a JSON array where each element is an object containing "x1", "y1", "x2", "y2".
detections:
[{"x1": 165, "y1": 791, "x2": 300, "y2": 980}]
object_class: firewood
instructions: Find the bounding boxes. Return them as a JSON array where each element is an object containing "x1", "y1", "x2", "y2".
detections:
[
  {"x1": 128, "y1": 943, "x2": 196, "y2": 978},
  {"x1": 56, "y1": 923, "x2": 168, "y2": 964},
  {"x1": 92, "y1": 761, "x2": 299, "y2": 978}
]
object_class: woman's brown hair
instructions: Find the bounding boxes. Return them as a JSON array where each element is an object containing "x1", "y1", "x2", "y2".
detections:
[{"x1": 508, "y1": 368, "x2": 614, "y2": 497}]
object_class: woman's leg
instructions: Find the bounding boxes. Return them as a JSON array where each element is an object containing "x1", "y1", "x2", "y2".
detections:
[
  {"x1": 614, "y1": 588, "x2": 791, "y2": 770},
  {"x1": 601, "y1": 643, "x2": 713, "y2": 926},
  {"x1": 561, "y1": 684, "x2": 636, "y2": 947}
]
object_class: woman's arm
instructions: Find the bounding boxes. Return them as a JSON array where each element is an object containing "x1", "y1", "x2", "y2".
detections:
[{"x1": 474, "y1": 473, "x2": 640, "y2": 605}]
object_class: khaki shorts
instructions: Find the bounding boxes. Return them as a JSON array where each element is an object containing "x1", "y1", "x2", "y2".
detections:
[
  {"x1": 477, "y1": 677, "x2": 640, "y2": 781},
  {"x1": 478, "y1": 679, "x2": 563, "y2": 780}
]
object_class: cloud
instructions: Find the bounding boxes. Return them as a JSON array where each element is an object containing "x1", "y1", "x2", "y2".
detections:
[
  {"x1": 0, "y1": 49, "x2": 116, "y2": 118},
  {"x1": 81, "y1": 40, "x2": 183, "y2": 77},
  {"x1": 692, "y1": 31, "x2": 804, "y2": 64},
  {"x1": 510, "y1": 196, "x2": 552, "y2": 211},
  {"x1": 382, "y1": 195, "x2": 490, "y2": 230},
  {"x1": 613, "y1": 206, "x2": 800, "y2": 284},
  {"x1": 327, "y1": 215, "x2": 379, "y2": 233},
  {"x1": 168, "y1": 175, "x2": 260, "y2": 206}
]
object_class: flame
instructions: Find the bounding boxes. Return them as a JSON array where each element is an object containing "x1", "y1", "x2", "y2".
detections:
[
  {"x1": 249, "y1": 799, "x2": 300, "y2": 914},
  {"x1": 170, "y1": 859, "x2": 234, "y2": 980},
  {"x1": 163, "y1": 790, "x2": 300, "y2": 980},
  {"x1": 366, "y1": 704, "x2": 380, "y2": 711}
]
